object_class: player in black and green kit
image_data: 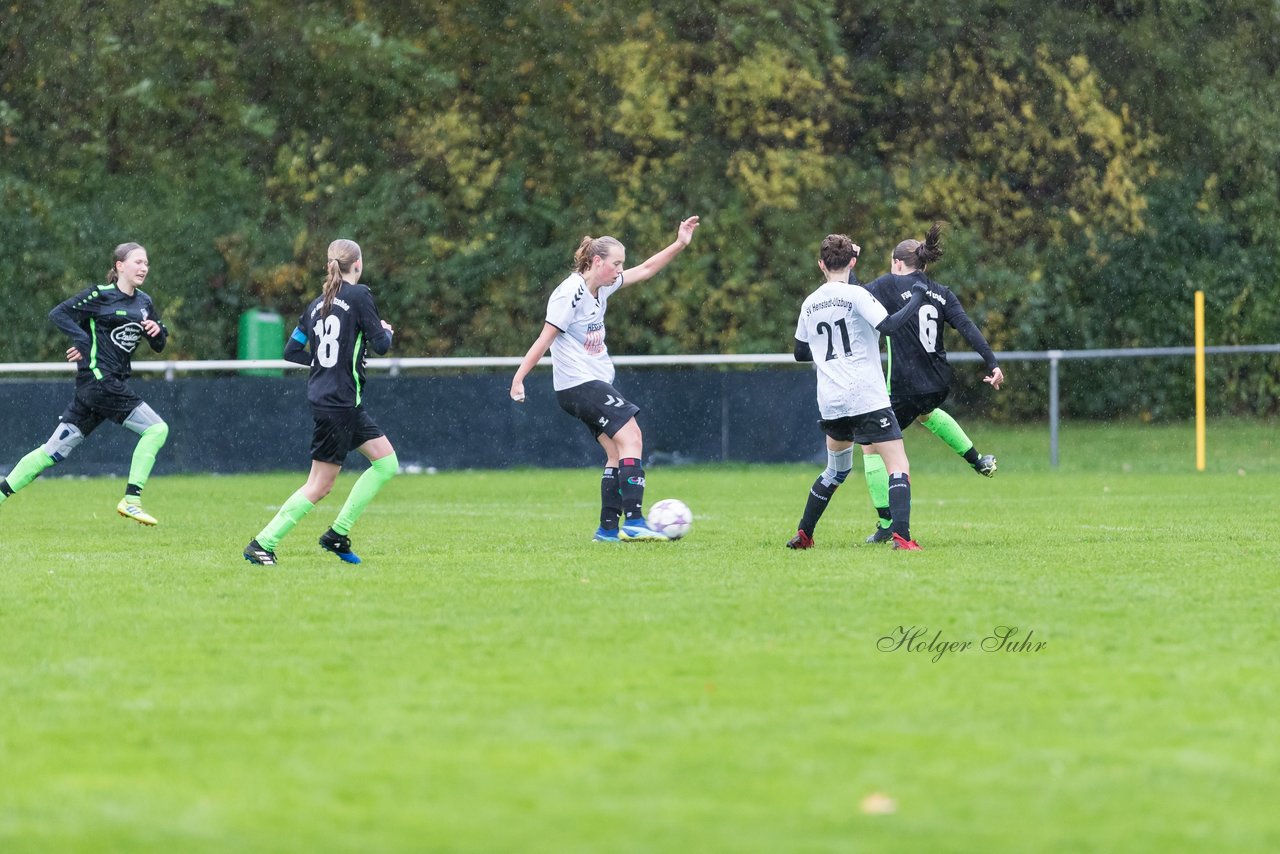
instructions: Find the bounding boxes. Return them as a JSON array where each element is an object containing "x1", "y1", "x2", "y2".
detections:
[
  {"x1": 0, "y1": 243, "x2": 170, "y2": 525},
  {"x1": 861, "y1": 223, "x2": 1005, "y2": 543},
  {"x1": 243, "y1": 238, "x2": 397, "y2": 566}
]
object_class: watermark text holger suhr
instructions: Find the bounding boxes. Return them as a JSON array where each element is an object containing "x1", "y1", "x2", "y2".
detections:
[{"x1": 878, "y1": 626, "x2": 1047, "y2": 663}]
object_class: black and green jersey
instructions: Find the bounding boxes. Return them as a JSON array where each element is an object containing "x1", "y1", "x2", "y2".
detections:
[
  {"x1": 284, "y1": 282, "x2": 393, "y2": 410},
  {"x1": 48, "y1": 283, "x2": 168, "y2": 380},
  {"x1": 863, "y1": 271, "x2": 998, "y2": 396}
]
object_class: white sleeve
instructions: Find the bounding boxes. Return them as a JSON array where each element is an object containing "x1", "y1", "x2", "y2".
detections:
[
  {"x1": 794, "y1": 308, "x2": 810, "y2": 343},
  {"x1": 854, "y1": 288, "x2": 888, "y2": 328},
  {"x1": 545, "y1": 285, "x2": 573, "y2": 331}
]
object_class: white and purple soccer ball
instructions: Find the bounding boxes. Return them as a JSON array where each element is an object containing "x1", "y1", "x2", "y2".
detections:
[{"x1": 647, "y1": 498, "x2": 692, "y2": 540}]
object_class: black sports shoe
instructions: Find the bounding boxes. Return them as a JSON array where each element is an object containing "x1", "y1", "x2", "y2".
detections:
[
  {"x1": 319, "y1": 528, "x2": 362, "y2": 564},
  {"x1": 865, "y1": 525, "x2": 894, "y2": 544},
  {"x1": 974, "y1": 454, "x2": 998, "y2": 477},
  {"x1": 244, "y1": 539, "x2": 277, "y2": 565}
]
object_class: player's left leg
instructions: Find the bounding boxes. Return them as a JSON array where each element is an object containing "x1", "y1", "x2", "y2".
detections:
[
  {"x1": 919, "y1": 408, "x2": 996, "y2": 476},
  {"x1": 118, "y1": 403, "x2": 168, "y2": 526},
  {"x1": 323, "y1": 435, "x2": 398, "y2": 565},
  {"x1": 861, "y1": 452, "x2": 893, "y2": 543},
  {"x1": 612, "y1": 418, "x2": 664, "y2": 541}
]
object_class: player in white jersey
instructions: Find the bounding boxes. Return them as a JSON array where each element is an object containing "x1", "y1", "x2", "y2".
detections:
[
  {"x1": 511, "y1": 216, "x2": 700, "y2": 542},
  {"x1": 787, "y1": 234, "x2": 928, "y2": 551}
]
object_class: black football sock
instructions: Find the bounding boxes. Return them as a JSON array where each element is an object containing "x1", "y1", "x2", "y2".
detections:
[
  {"x1": 888, "y1": 472, "x2": 912, "y2": 540},
  {"x1": 618, "y1": 458, "x2": 645, "y2": 522},
  {"x1": 798, "y1": 477, "x2": 839, "y2": 537},
  {"x1": 962, "y1": 446, "x2": 981, "y2": 467},
  {"x1": 599, "y1": 466, "x2": 622, "y2": 530}
]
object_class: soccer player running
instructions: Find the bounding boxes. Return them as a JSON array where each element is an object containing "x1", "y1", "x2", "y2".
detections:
[
  {"x1": 510, "y1": 215, "x2": 700, "y2": 543},
  {"x1": 243, "y1": 239, "x2": 397, "y2": 566},
  {"x1": 860, "y1": 223, "x2": 1004, "y2": 544},
  {"x1": 788, "y1": 234, "x2": 928, "y2": 551},
  {"x1": 0, "y1": 243, "x2": 170, "y2": 525}
]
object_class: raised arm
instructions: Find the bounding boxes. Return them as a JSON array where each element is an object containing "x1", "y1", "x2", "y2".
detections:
[
  {"x1": 619, "y1": 216, "x2": 700, "y2": 288},
  {"x1": 510, "y1": 322, "x2": 561, "y2": 402}
]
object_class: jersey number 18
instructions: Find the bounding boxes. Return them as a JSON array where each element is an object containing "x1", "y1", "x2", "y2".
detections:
[{"x1": 316, "y1": 314, "x2": 342, "y2": 368}]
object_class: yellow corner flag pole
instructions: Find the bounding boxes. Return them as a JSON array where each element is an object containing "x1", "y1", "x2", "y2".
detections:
[{"x1": 1195, "y1": 290, "x2": 1206, "y2": 471}]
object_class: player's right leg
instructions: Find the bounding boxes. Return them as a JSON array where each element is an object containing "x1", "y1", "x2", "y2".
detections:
[
  {"x1": 872, "y1": 439, "x2": 921, "y2": 550},
  {"x1": 0, "y1": 421, "x2": 85, "y2": 507},
  {"x1": 245, "y1": 460, "x2": 337, "y2": 565},
  {"x1": 593, "y1": 432, "x2": 623, "y2": 543},
  {"x1": 788, "y1": 437, "x2": 854, "y2": 549}
]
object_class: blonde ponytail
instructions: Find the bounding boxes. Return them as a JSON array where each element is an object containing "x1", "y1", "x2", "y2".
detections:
[{"x1": 322, "y1": 239, "x2": 361, "y2": 316}]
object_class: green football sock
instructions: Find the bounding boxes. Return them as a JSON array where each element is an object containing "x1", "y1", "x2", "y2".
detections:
[
  {"x1": 0, "y1": 447, "x2": 57, "y2": 503},
  {"x1": 332, "y1": 453, "x2": 398, "y2": 536},
  {"x1": 257, "y1": 489, "x2": 316, "y2": 551},
  {"x1": 921, "y1": 408, "x2": 973, "y2": 456},
  {"x1": 127, "y1": 422, "x2": 169, "y2": 493},
  {"x1": 863, "y1": 453, "x2": 891, "y2": 527}
]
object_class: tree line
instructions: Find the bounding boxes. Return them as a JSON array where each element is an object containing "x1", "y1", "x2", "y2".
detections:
[{"x1": 2, "y1": 0, "x2": 1278, "y2": 418}]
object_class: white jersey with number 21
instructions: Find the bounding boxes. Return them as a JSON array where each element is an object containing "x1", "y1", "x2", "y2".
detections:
[{"x1": 795, "y1": 281, "x2": 891, "y2": 420}]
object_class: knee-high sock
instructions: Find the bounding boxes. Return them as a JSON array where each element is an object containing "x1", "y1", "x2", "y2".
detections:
[
  {"x1": 333, "y1": 453, "x2": 398, "y2": 536},
  {"x1": 888, "y1": 472, "x2": 912, "y2": 540},
  {"x1": 257, "y1": 489, "x2": 316, "y2": 551},
  {"x1": 0, "y1": 448, "x2": 56, "y2": 503},
  {"x1": 921, "y1": 409, "x2": 974, "y2": 456},
  {"x1": 599, "y1": 466, "x2": 622, "y2": 530},
  {"x1": 127, "y1": 422, "x2": 169, "y2": 493},
  {"x1": 863, "y1": 453, "x2": 892, "y2": 528},
  {"x1": 798, "y1": 447, "x2": 853, "y2": 536},
  {"x1": 618, "y1": 458, "x2": 645, "y2": 522}
]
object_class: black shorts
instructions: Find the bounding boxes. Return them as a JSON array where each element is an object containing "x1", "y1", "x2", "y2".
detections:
[
  {"x1": 311, "y1": 407, "x2": 385, "y2": 464},
  {"x1": 891, "y1": 390, "x2": 950, "y2": 429},
  {"x1": 819, "y1": 407, "x2": 903, "y2": 444},
  {"x1": 60, "y1": 376, "x2": 146, "y2": 436},
  {"x1": 555, "y1": 380, "x2": 640, "y2": 439}
]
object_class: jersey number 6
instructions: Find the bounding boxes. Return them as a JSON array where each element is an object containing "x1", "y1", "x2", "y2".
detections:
[{"x1": 917, "y1": 304, "x2": 939, "y2": 353}]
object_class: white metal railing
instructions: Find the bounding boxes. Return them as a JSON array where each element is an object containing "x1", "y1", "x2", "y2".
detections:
[{"x1": 3, "y1": 345, "x2": 1278, "y2": 467}]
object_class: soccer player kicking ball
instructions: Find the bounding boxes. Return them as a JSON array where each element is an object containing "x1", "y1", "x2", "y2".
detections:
[
  {"x1": 788, "y1": 234, "x2": 927, "y2": 551},
  {"x1": 510, "y1": 216, "x2": 700, "y2": 543}
]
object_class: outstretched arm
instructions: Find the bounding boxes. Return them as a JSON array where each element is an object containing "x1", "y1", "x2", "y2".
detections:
[
  {"x1": 875, "y1": 282, "x2": 928, "y2": 334},
  {"x1": 620, "y1": 216, "x2": 700, "y2": 288},
  {"x1": 510, "y1": 322, "x2": 561, "y2": 402},
  {"x1": 945, "y1": 299, "x2": 1002, "y2": 389}
]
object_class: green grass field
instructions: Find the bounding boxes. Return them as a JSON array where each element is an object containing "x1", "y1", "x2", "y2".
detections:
[{"x1": 2, "y1": 421, "x2": 1278, "y2": 852}]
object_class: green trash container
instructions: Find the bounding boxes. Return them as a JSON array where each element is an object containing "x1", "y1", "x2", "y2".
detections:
[{"x1": 238, "y1": 309, "x2": 285, "y2": 376}]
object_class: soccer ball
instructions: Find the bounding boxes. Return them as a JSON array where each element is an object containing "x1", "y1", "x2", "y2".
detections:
[{"x1": 647, "y1": 498, "x2": 692, "y2": 540}]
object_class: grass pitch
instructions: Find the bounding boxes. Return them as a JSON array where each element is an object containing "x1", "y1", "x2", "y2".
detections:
[{"x1": 1, "y1": 421, "x2": 1277, "y2": 852}]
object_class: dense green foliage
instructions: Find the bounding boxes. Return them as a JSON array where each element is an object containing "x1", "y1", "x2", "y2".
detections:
[
  {"x1": 3, "y1": 2, "x2": 1278, "y2": 416},
  {"x1": 2, "y1": 423, "x2": 1279, "y2": 850}
]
